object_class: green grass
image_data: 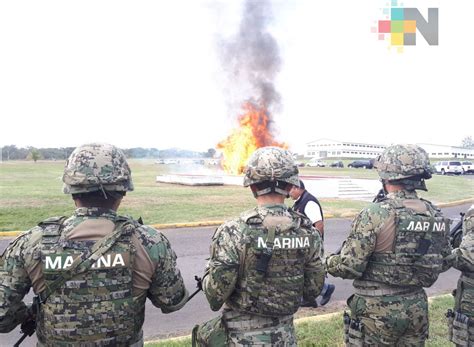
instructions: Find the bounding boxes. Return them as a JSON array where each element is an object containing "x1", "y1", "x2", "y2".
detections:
[
  {"x1": 145, "y1": 295, "x2": 455, "y2": 347},
  {"x1": 0, "y1": 160, "x2": 472, "y2": 231}
]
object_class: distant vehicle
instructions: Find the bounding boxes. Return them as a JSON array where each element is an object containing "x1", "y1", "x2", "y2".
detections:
[
  {"x1": 295, "y1": 161, "x2": 306, "y2": 167},
  {"x1": 164, "y1": 159, "x2": 179, "y2": 165},
  {"x1": 462, "y1": 161, "x2": 474, "y2": 174},
  {"x1": 347, "y1": 159, "x2": 374, "y2": 169},
  {"x1": 434, "y1": 161, "x2": 462, "y2": 175},
  {"x1": 329, "y1": 161, "x2": 344, "y2": 168},
  {"x1": 306, "y1": 158, "x2": 327, "y2": 167},
  {"x1": 155, "y1": 159, "x2": 165, "y2": 164}
]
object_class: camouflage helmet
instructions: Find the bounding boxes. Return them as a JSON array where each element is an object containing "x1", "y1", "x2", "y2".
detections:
[
  {"x1": 243, "y1": 146, "x2": 299, "y2": 188},
  {"x1": 374, "y1": 144, "x2": 432, "y2": 181},
  {"x1": 63, "y1": 143, "x2": 134, "y2": 194}
]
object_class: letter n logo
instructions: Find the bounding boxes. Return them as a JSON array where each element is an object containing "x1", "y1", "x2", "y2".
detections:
[{"x1": 404, "y1": 8, "x2": 439, "y2": 45}]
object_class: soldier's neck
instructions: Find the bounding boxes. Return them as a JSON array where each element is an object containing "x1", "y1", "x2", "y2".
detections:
[
  {"x1": 256, "y1": 194, "x2": 286, "y2": 206},
  {"x1": 384, "y1": 183, "x2": 405, "y2": 193},
  {"x1": 74, "y1": 200, "x2": 121, "y2": 211}
]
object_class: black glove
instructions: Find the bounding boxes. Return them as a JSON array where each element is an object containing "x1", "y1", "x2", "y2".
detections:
[{"x1": 20, "y1": 318, "x2": 36, "y2": 337}]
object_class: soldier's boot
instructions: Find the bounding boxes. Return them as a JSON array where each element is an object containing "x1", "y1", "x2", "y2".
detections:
[{"x1": 320, "y1": 284, "x2": 335, "y2": 306}]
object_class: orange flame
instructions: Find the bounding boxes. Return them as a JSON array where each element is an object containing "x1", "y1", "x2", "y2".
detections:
[{"x1": 217, "y1": 102, "x2": 287, "y2": 175}]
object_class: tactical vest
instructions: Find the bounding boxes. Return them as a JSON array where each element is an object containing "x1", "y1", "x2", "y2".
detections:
[
  {"x1": 293, "y1": 191, "x2": 324, "y2": 221},
  {"x1": 36, "y1": 216, "x2": 140, "y2": 347},
  {"x1": 361, "y1": 199, "x2": 451, "y2": 288},
  {"x1": 226, "y1": 208, "x2": 316, "y2": 316},
  {"x1": 463, "y1": 206, "x2": 474, "y2": 237}
]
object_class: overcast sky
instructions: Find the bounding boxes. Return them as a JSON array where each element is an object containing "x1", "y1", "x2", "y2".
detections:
[{"x1": 0, "y1": 0, "x2": 471, "y2": 153}]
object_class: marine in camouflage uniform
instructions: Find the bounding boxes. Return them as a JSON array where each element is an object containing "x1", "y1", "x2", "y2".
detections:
[
  {"x1": 327, "y1": 144, "x2": 453, "y2": 346},
  {"x1": 449, "y1": 205, "x2": 474, "y2": 346},
  {"x1": 193, "y1": 146, "x2": 325, "y2": 346},
  {"x1": 0, "y1": 143, "x2": 188, "y2": 346}
]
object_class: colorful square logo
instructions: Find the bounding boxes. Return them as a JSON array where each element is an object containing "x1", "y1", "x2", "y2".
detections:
[{"x1": 373, "y1": 6, "x2": 439, "y2": 49}]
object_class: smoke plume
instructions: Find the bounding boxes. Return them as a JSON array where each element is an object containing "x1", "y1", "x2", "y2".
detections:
[{"x1": 219, "y1": 0, "x2": 282, "y2": 116}]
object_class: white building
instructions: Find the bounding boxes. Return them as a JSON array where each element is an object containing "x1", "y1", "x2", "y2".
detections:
[
  {"x1": 417, "y1": 143, "x2": 474, "y2": 159},
  {"x1": 306, "y1": 139, "x2": 474, "y2": 159},
  {"x1": 305, "y1": 139, "x2": 387, "y2": 159}
]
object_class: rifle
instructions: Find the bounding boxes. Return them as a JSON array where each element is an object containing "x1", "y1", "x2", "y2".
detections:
[
  {"x1": 14, "y1": 296, "x2": 41, "y2": 347},
  {"x1": 450, "y1": 212, "x2": 465, "y2": 248},
  {"x1": 186, "y1": 273, "x2": 208, "y2": 303},
  {"x1": 373, "y1": 189, "x2": 386, "y2": 203}
]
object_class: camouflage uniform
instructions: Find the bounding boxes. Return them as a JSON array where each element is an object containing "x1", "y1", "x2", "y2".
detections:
[
  {"x1": 193, "y1": 147, "x2": 325, "y2": 346},
  {"x1": 0, "y1": 143, "x2": 188, "y2": 346},
  {"x1": 449, "y1": 205, "x2": 474, "y2": 346},
  {"x1": 327, "y1": 144, "x2": 453, "y2": 347}
]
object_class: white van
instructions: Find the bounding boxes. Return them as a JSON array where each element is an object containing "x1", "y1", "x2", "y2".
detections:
[{"x1": 434, "y1": 161, "x2": 463, "y2": 175}]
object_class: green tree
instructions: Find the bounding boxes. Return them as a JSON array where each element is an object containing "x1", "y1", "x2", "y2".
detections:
[
  {"x1": 206, "y1": 148, "x2": 216, "y2": 158},
  {"x1": 461, "y1": 136, "x2": 474, "y2": 148},
  {"x1": 29, "y1": 148, "x2": 41, "y2": 163}
]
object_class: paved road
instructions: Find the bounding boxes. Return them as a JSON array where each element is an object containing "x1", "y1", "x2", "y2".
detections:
[{"x1": 0, "y1": 203, "x2": 470, "y2": 346}]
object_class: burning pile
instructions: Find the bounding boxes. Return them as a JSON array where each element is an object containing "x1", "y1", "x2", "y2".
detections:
[
  {"x1": 216, "y1": 0, "x2": 286, "y2": 175},
  {"x1": 217, "y1": 101, "x2": 287, "y2": 174}
]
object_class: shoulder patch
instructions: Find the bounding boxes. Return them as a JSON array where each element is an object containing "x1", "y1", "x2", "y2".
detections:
[
  {"x1": 240, "y1": 208, "x2": 262, "y2": 224},
  {"x1": 38, "y1": 216, "x2": 67, "y2": 226}
]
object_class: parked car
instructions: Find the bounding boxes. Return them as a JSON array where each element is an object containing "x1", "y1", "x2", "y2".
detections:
[
  {"x1": 347, "y1": 159, "x2": 374, "y2": 169},
  {"x1": 329, "y1": 161, "x2": 344, "y2": 168},
  {"x1": 461, "y1": 161, "x2": 474, "y2": 174},
  {"x1": 306, "y1": 158, "x2": 327, "y2": 167},
  {"x1": 295, "y1": 161, "x2": 306, "y2": 167},
  {"x1": 434, "y1": 161, "x2": 462, "y2": 175}
]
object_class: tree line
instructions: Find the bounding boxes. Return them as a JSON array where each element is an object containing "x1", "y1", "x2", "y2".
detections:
[{"x1": 1, "y1": 145, "x2": 217, "y2": 162}]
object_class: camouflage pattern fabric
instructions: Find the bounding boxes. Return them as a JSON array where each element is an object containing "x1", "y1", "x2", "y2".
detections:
[
  {"x1": 327, "y1": 190, "x2": 453, "y2": 346},
  {"x1": 346, "y1": 290, "x2": 428, "y2": 346},
  {"x1": 374, "y1": 144, "x2": 433, "y2": 181},
  {"x1": 243, "y1": 146, "x2": 299, "y2": 188},
  {"x1": 195, "y1": 204, "x2": 324, "y2": 346},
  {"x1": 0, "y1": 208, "x2": 188, "y2": 345},
  {"x1": 450, "y1": 205, "x2": 474, "y2": 346},
  {"x1": 63, "y1": 143, "x2": 134, "y2": 194}
]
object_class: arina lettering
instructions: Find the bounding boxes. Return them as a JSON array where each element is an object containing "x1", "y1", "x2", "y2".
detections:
[
  {"x1": 45, "y1": 253, "x2": 126, "y2": 270},
  {"x1": 406, "y1": 220, "x2": 446, "y2": 232},
  {"x1": 257, "y1": 236, "x2": 310, "y2": 249}
]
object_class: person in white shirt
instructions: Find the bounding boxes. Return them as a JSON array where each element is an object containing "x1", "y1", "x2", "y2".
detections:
[{"x1": 290, "y1": 179, "x2": 335, "y2": 306}]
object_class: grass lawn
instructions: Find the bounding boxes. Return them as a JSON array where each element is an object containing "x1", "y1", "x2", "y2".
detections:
[
  {"x1": 0, "y1": 160, "x2": 472, "y2": 231},
  {"x1": 145, "y1": 294, "x2": 455, "y2": 347}
]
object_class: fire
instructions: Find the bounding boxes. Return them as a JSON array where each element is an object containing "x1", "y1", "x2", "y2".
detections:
[{"x1": 217, "y1": 101, "x2": 287, "y2": 175}]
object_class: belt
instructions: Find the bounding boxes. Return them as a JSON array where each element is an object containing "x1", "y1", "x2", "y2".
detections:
[
  {"x1": 37, "y1": 331, "x2": 143, "y2": 347},
  {"x1": 354, "y1": 286, "x2": 420, "y2": 296},
  {"x1": 223, "y1": 310, "x2": 293, "y2": 330}
]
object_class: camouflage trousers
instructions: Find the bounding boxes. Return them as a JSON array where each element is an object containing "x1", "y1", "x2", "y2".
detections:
[
  {"x1": 346, "y1": 289, "x2": 428, "y2": 346},
  {"x1": 193, "y1": 309, "x2": 296, "y2": 346},
  {"x1": 448, "y1": 275, "x2": 474, "y2": 346}
]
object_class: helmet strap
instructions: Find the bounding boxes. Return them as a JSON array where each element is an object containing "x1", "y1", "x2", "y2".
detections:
[{"x1": 99, "y1": 184, "x2": 108, "y2": 200}]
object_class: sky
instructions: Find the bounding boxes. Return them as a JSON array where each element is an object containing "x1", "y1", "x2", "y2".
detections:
[{"x1": 0, "y1": 0, "x2": 472, "y2": 154}]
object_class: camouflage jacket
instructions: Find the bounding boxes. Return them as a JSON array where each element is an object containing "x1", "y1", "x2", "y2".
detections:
[
  {"x1": 452, "y1": 206, "x2": 474, "y2": 274},
  {"x1": 327, "y1": 190, "x2": 453, "y2": 284},
  {"x1": 203, "y1": 203, "x2": 325, "y2": 315},
  {"x1": 0, "y1": 207, "x2": 188, "y2": 334}
]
